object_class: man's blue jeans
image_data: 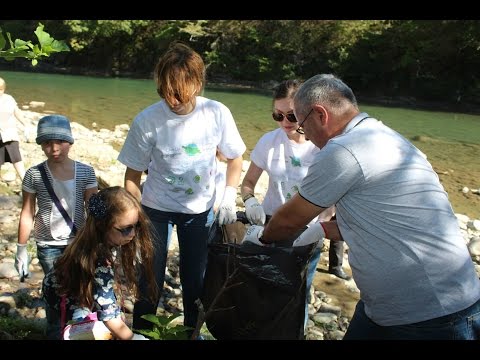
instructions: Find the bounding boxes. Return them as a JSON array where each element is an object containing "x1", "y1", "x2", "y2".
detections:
[
  {"x1": 344, "y1": 298, "x2": 480, "y2": 340},
  {"x1": 304, "y1": 246, "x2": 321, "y2": 330},
  {"x1": 133, "y1": 206, "x2": 215, "y2": 332}
]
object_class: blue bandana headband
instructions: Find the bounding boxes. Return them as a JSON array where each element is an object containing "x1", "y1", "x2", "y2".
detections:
[{"x1": 88, "y1": 193, "x2": 108, "y2": 220}]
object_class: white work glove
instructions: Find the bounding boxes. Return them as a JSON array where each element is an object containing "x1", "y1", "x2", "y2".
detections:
[
  {"x1": 292, "y1": 223, "x2": 325, "y2": 248},
  {"x1": 217, "y1": 186, "x2": 238, "y2": 225},
  {"x1": 15, "y1": 244, "x2": 30, "y2": 281},
  {"x1": 132, "y1": 333, "x2": 149, "y2": 340},
  {"x1": 244, "y1": 197, "x2": 266, "y2": 225},
  {"x1": 241, "y1": 225, "x2": 265, "y2": 246}
]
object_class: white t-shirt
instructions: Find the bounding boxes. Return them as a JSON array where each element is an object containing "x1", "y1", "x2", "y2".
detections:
[
  {"x1": 250, "y1": 128, "x2": 321, "y2": 224},
  {"x1": 50, "y1": 178, "x2": 75, "y2": 239},
  {"x1": 0, "y1": 93, "x2": 20, "y2": 142},
  {"x1": 118, "y1": 96, "x2": 246, "y2": 214}
]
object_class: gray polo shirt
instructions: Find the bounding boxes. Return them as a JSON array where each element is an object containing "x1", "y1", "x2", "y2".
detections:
[{"x1": 300, "y1": 112, "x2": 480, "y2": 325}]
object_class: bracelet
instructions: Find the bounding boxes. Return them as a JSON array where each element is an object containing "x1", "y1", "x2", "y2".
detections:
[
  {"x1": 320, "y1": 222, "x2": 329, "y2": 239},
  {"x1": 242, "y1": 193, "x2": 255, "y2": 203}
]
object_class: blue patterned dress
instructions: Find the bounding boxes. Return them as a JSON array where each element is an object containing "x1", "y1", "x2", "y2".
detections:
[{"x1": 42, "y1": 254, "x2": 122, "y2": 325}]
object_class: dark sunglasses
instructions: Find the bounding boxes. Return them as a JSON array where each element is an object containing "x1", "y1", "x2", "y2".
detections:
[
  {"x1": 114, "y1": 223, "x2": 140, "y2": 237},
  {"x1": 272, "y1": 112, "x2": 297, "y2": 123}
]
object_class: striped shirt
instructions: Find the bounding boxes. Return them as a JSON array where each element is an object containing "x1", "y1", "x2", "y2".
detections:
[{"x1": 23, "y1": 160, "x2": 97, "y2": 246}]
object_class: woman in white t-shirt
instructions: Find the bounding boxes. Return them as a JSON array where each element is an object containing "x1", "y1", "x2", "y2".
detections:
[
  {"x1": 241, "y1": 80, "x2": 327, "y2": 225},
  {"x1": 118, "y1": 42, "x2": 246, "y2": 337},
  {"x1": 240, "y1": 79, "x2": 336, "y2": 330}
]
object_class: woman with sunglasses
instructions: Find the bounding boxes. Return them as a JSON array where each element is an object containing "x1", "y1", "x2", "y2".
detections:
[
  {"x1": 42, "y1": 186, "x2": 159, "y2": 339},
  {"x1": 241, "y1": 79, "x2": 321, "y2": 227},
  {"x1": 241, "y1": 79, "x2": 338, "y2": 331}
]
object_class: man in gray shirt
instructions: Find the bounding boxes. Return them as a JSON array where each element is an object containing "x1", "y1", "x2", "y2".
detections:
[{"x1": 242, "y1": 74, "x2": 480, "y2": 340}]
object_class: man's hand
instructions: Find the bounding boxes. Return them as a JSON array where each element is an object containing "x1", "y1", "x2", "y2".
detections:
[
  {"x1": 217, "y1": 186, "x2": 238, "y2": 225},
  {"x1": 292, "y1": 223, "x2": 325, "y2": 247},
  {"x1": 244, "y1": 197, "x2": 266, "y2": 225},
  {"x1": 15, "y1": 243, "x2": 30, "y2": 281},
  {"x1": 241, "y1": 225, "x2": 265, "y2": 246}
]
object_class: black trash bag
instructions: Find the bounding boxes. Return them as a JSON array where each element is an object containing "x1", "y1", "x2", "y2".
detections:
[{"x1": 201, "y1": 220, "x2": 317, "y2": 340}]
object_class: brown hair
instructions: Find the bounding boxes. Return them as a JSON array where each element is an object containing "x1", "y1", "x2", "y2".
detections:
[
  {"x1": 154, "y1": 42, "x2": 205, "y2": 108},
  {"x1": 272, "y1": 79, "x2": 302, "y2": 103},
  {"x1": 53, "y1": 186, "x2": 158, "y2": 308}
]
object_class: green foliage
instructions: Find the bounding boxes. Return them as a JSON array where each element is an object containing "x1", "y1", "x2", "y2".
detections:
[
  {"x1": 134, "y1": 313, "x2": 193, "y2": 340},
  {"x1": 14, "y1": 290, "x2": 34, "y2": 308},
  {"x1": 178, "y1": 20, "x2": 209, "y2": 40},
  {"x1": 0, "y1": 315, "x2": 45, "y2": 340},
  {"x1": 0, "y1": 23, "x2": 69, "y2": 66},
  {"x1": 64, "y1": 20, "x2": 150, "y2": 51},
  {"x1": 1, "y1": 19, "x2": 479, "y2": 111}
]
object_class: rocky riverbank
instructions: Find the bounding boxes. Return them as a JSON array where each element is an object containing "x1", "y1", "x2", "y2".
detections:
[{"x1": 0, "y1": 106, "x2": 479, "y2": 340}]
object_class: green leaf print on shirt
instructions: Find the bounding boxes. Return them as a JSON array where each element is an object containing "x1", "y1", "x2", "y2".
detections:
[
  {"x1": 185, "y1": 188, "x2": 194, "y2": 195},
  {"x1": 194, "y1": 175, "x2": 201, "y2": 183},
  {"x1": 286, "y1": 186, "x2": 299, "y2": 201},
  {"x1": 183, "y1": 144, "x2": 201, "y2": 156},
  {"x1": 290, "y1": 156, "x2": 301, "y2": 167}
]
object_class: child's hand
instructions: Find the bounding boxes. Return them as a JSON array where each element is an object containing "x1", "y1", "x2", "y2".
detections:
[{"x1": 15, "y1": 244, "x2": 30, "y2": 281}]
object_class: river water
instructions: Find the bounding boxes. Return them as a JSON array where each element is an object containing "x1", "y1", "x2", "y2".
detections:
[{"x1": 1, "y1": 70, "x2": 275, "y2": 158}]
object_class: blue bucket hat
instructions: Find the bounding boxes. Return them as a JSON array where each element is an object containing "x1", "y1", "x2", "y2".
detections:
[{"x1": 36, "y1": 115, "x2": 74, "y2": 145}]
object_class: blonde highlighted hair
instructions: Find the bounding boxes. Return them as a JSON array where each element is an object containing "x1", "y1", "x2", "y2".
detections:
[{"x1": 154, "y1": 42, "x2": 205, "y2": 108}]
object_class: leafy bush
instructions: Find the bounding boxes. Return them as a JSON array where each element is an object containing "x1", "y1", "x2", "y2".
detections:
[
  {"x1": 0, "y1": 23, "x2": 69, "y2": 66},
  {"x1": 134, "y1": 313, "x2": 193, "y2": 340},
  {"x1": 0, "y1": 315, "x2": 46, "y2": 340}
]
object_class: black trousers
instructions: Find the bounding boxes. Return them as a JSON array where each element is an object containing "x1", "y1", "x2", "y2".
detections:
[{"x1": 328, "y1": 239, "x2": 344, "y2": 271}]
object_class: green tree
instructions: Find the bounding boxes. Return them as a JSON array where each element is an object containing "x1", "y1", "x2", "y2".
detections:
[
  {"x1": 63, "y1": 20, "x2": 158, "y2": 76},
  {"x1": 0, "y1": 23, "x2": 69, "y2": 66}
]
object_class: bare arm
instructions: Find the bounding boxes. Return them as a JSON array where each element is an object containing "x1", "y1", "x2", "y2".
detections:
[
  {"x1": 104, "y1": 317, "x2": 134, "y2": 340},
  {"x1": 225, "y1": 156, "x2": 243, "y2": 188},
  {"x1": 317, "y1": 205, "x2": 343, "y2": 241},
  {"x1": 124, "y1": 167, "x2": 143, "y2": 202},
  {"x1": 317, "y1": 205, "x2": 336, "y2": 222},
  {"x1": 321, "y1": 220, "x2": 343, "y2": 241},
  {"x1": 240, "y1": 161, "x2": 263, "y2": 200},
  {"x1": 263, "y1": 194, "x2": 343, "y2": 243},
  {"x1": 13, "y1": 106, "x2": 26, "y2": 127},
  {"x1": 262, "y1": 194, "x2": 321, "y2": 243},
  {"x1": 18, "y1": 191, "x2": 36, "y2": 245}
]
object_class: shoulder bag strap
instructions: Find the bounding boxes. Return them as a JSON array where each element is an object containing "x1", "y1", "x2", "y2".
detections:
[{"x1": 37, "y1": 163, "x2": 77, "y2": 235}]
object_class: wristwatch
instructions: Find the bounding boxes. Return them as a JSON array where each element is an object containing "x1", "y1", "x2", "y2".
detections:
[{"x1": 242, "y1": 193, "x2": 255, "y2": 203}]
